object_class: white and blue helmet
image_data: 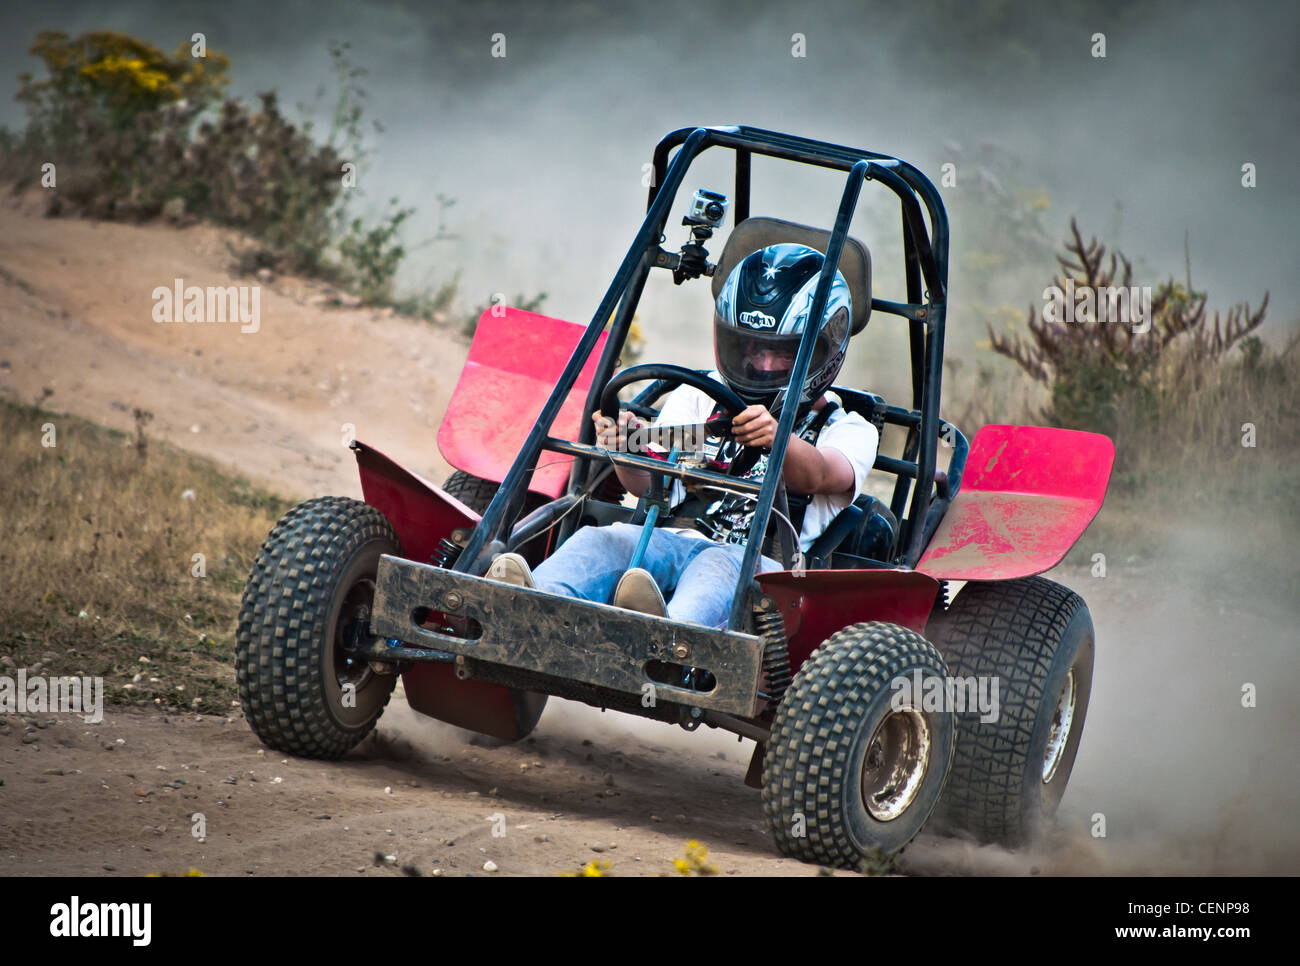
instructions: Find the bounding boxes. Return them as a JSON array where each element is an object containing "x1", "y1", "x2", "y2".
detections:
[{"x1": 713, "y1": 243, "x2": 852, "y2": 414}]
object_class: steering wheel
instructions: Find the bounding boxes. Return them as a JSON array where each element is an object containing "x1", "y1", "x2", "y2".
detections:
[
  {"x1": 598, "y1": 364, "x2": 751, "y2": 453},
  {"x1": 598, "y1": 363, "x2": 797, "y2": 565}
]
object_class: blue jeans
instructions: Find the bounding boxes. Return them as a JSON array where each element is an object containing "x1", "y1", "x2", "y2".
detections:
[{"x1": 532, "y1": 523, "x2": 781, "y2": 628}]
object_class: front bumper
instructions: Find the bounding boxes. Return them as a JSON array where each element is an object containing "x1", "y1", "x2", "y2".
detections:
[{"x1": 369, "y1": 555, "x2": 764, "y2": 718}]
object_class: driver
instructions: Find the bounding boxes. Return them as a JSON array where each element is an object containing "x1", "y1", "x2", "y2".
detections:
[{"x1": 486, "y1": 243, "x2": 879, "y2": 628}]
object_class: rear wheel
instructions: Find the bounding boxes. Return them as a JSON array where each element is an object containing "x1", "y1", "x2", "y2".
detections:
[
  {"x1": 442, "y1": 470, "x2": 499, "y2": 514},
  {"x1": 445, "y1": 468, "x2": 625, "y2": 518},
  {"x1": 236, "y1": 497, "x2": 399, "y2": 758},
  {"x1": 761, "y1": 622, "x2": 954, "y2": 869},
  {"x1": 926, "y1": 576, "x2": 1094, "y2": 845}
]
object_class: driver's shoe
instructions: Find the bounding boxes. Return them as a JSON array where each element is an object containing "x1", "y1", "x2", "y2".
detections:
[
  {"x1": 486, "y1": 552, "x2": 535, "y2": 589},
  {"x1": 613, "y1": 567, "x2": 666, "y2": 617}
]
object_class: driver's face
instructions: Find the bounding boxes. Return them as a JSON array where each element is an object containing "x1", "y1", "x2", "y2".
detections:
[{"x1": 745, "y1": 346, "x2": 796, "y2": 372}]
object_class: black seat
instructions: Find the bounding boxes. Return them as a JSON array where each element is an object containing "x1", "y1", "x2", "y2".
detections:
[
  {"x1": 829, "y1": 387, "x2": 888, "y2": 433},
  {"x1": 794, "y1": 385, "x2": 896, "y2": 569},
  {"x1": 806, "y1": 494, "x2": 900, "y2": 569}
]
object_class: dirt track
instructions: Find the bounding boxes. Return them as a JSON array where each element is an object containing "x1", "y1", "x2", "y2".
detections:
[
  {"x1": 0, "y1": 699, "x2": 841, "y2": 877},
  {"x1": 2, "y1": 199, "x2": 1296, "y2": 876},
  {"x1": 0, "y1": 194, "x2": 458, "y2": 502}
]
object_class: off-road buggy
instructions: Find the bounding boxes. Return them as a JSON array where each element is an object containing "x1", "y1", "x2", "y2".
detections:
[{"x1": 236, "y1": 126, "x2": 1114, "y2": 869}]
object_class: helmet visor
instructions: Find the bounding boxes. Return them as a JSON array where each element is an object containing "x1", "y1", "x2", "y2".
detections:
[{"x1": 714, "y1": 316, "x2": 830, "y2": 398}]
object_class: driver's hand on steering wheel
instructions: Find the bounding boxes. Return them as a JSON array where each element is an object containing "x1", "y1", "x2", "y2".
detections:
[
  {"x1": 593, "y1": 409, "x2": 647, "y2": 452},
  {"x1": 731, "y1": 404, "x2": 778, "y2": 449}
]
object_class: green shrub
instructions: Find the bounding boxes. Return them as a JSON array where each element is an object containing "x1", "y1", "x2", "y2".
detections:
[
  {"x1": 987, "y1": 219, "x2": 1272, "y2": 463},
  {"x1": 338, "y1": 202, "x2": 414, "y2": 304},
  {"x1": 16, "y1": 29, "x2": 229, "y2": 145},
  {"x1": 1, "y1": 30, "x2": 545, "y2": 328}
]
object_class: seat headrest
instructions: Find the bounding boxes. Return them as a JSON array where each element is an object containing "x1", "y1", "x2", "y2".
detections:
[{"x1": 711, "y1": 216, "x2": 872, "y2": 335}]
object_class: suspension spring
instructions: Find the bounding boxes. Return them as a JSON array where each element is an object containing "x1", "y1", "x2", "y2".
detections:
[
  {"x1": 430, "y1": 536, "x2": 462, "y2": 569},
  {"x1": 755, "y1": 607, "x2": 792, "y2": 706}
]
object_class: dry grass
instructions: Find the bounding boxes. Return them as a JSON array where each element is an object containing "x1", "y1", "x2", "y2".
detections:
[
  {"x1": 1052, "y1": 341, "x2": 1298, "y2": 601},
  {"x1": 0, "y1": 398, "x2": 291, "y2": 712},
  {"x1": 1111, "y1": 336, "x2": 1299, "y2": 486},
  {"x1": 937, "y1": 324, "x2": 1300, "y2": 603}
]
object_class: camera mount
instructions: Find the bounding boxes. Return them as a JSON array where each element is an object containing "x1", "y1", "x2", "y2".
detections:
[{"x1": 653, "y1": 189, "x2": 729, "y2": 285}]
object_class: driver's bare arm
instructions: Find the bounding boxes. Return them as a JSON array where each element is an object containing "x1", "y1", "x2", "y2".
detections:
[
  {"x1": 593, "y1": 410, "x2": 652, "y2": 496},
  {"x1": 783, "y1": 435, "x2": 855, "y2": 496},
  {"x1": 732, "y1": 404, "x2": 855, "y2": 497}
]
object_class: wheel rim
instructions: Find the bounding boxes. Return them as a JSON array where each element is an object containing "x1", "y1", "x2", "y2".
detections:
[
  {"x1": 332, "y1": 576, "x2": 377, "y2": 703},
  {"x1": 1042, "y1": 668, "x2": 1076, "y2": 784},
  {"x1": 861, "y1": 708, "x2": 931, "y2": 821}
]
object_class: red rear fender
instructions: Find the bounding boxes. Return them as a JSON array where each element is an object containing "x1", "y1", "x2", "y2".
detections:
[
  {"x1": 917, "y1": 424, "x2": 1114, "y2": 581},
  {"x1": 437, "y1": 306, "x2": 608, "y2": 499}
]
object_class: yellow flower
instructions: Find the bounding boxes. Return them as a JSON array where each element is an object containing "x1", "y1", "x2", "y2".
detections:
[
  {"x1": 79, "y1": 55, "x2": 175, "y2": 97},
  {"x1": 559, "y1": 859, "x2": 611, "y2": 877},
  {"x1": 671, "y1": 840, "x2": 719, "y2": 875}
]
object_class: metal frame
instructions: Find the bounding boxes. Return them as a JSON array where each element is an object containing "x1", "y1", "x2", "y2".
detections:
[
  {"x1": 455, "y1": 125, "x2": 951, "y2": 633},
  {"x1": 369, "y1": 556, "x2": 763, "y2": 716}
]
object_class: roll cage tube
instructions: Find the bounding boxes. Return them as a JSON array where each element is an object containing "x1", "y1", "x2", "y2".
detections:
[
  {"x1": 456, "y1": 127, "x2": 710, "y2": 574},
  {"x1": 723, "y1": 159, "x2": 866, "y2": 629},
  {"x1": 457, "y1": 126, "x2": 949, "y2": 635},
  {"x1": 651, "y1": 126, "x2": 949, "y2": 569}
]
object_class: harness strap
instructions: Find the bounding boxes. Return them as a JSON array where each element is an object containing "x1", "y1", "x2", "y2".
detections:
[
  {"x1": 667, "y1": 402, "x2": 841, "y2": 549},
  {"x1": 781, "y1": 401, "x2": 839, "y2": 534}
]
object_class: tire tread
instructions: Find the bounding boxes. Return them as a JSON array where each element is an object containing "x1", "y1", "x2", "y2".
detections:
[
  {"x1": 928, "y1": 576, "x2": 1088, "y2": 843},
  {"x1": 761, "y1": 621, "x2": 953, "y2": 867},
  {"x1": 235, "y1": 497, "x2": 399, "y2": 759}
]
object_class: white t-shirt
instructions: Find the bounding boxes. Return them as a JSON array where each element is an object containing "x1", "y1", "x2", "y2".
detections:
[{"x1": 649, "y1": 373, "x2": 879, "y2": 553}]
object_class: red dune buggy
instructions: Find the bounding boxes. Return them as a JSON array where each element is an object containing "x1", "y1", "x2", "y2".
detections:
[{"x1": 236, "y1": 126, "x2": 1114, "y2": 869}]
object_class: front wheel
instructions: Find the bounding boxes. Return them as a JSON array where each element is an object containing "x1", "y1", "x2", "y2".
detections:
[
  {"x1": 761, "y1": 622, "x2": 955, "y2": 869},
  {"x1": 236, "y1": 497, "x2": 400, "y2": 758}
]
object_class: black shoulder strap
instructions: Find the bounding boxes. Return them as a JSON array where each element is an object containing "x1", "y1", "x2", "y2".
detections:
[
  {"x1": 800, "y1": 400, "x2": 839, "y2": 442},
  {"x1": 777, "y1": 401, "x2": 841, "y2": 540},
  {"x1": 670, "y1": 402, "x2": 841, "y2": 535}
]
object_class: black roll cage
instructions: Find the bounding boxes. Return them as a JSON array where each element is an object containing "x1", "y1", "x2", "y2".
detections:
[{"x1": 455, "y1": 125, "x2": 960, "y2": 632}]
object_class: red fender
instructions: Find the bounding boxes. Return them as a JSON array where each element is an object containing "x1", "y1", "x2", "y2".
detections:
[
  {"x1": 353, "y1": 441, "x2": 545, "y2": 740},
  {"x1": 437, "y1": 306, "x2": 608, "y2": 499},
  {"x1": 756, "y1": 569, "x2": 943, "y2": 674},
  {"x1": 916, "y1": 424, "x2": 1114, "y2": 581}
]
